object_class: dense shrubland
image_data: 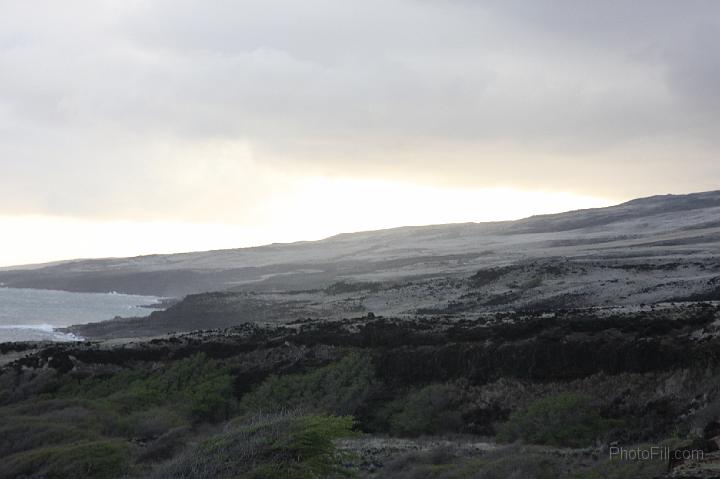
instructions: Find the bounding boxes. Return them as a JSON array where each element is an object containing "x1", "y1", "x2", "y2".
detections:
[
  {"x1": 0, "y1": 350, "x2": 686, "y2": 478},
  {"x1": 3, "y1": 307, "x2": 720, "y2": 477},
  {"x1": 0, "y1": 353, "x2": 237, "y2": 478}
]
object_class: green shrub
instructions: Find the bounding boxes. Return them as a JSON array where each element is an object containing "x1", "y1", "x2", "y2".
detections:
[
  {"x1": 150, "y1": 411, "x2": 356, "y2": 479},
  {"x1": 0, "y1": 354, "x2": 238, "y2": 478},
  {"x1": 496, "y1": 392, "x2": 614, "y2": 448},
  {"x1": 253, "y1": 415, "x2": 357, "y2": 478},
  {"x1": 387, "y1": 383, "x2": 465, "y2": 437},
  {"x1": 0, "y1": 415, "x2": 97, "y2": 457},
  {"x1": 137, "y1": 426, "x2": 190, "y2": 463},
  {"x1": 3, "y1": 439, "x2": 131, "y2": 479},
  {"x1": 106, "y1": 407, "x2": 186, "y2": 440},
  {"x1": 240, "y1": 352, "x2": 374, "y2": 416},
  {"x1": 58, "y1": 353, "x2": 236, "y2": 422},
  {"x1": 0, "y1": 354, "x2": 242, "y2": 478}
]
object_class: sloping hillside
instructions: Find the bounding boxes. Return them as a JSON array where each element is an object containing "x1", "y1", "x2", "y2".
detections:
[{"x1": 2, "y1": 190, "x2": 720, "y2": 298}]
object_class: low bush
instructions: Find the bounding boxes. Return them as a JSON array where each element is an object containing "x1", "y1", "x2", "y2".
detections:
[
  {"x1": 107, "y1": 407, "x2": 186, "y2": 440},
  {"x1": 0, "y1": 415, "x2": 96, "y2": 457},
  {"x1": 58, "y1": 353, "x2": 236, "y2": 423},
  {"x1": 137, "y1": 426, "x2": 191, "y2": 463},
  {"x1": 496, "y1": 392, "x2": 615, "y2": 448},
  {"x1": 2, "y1": 439, "x2": 131, "y2": 479},
  {"x1": 386, "y1": 383, "x2": 465, "y2": 437},
  {"x1": 0, "y1": 353, "x2": 236, "y2": 478},
  {"x1": 150, "y1": 411, "x2": 356, "y2": 479},
  {"x1": 240, "y1": 352, "x2": 374, "y2": 416}
]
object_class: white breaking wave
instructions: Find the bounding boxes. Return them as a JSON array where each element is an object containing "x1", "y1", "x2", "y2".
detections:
[
  {"x1": 0, "y1": 288, "x2": 163, "y2": 343},
  {"x1": 0, "y1": 323, "x2": 83, "y2": 342}
]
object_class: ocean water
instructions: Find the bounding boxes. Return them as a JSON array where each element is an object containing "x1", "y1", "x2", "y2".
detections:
[{"x1": 0, "y1": 288, "x2": 163, "y2": 342}]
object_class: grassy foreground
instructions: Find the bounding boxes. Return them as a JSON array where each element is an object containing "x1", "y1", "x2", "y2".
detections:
[{"x1": 1, "y1": 347, "x2": 687, "y2": 478}]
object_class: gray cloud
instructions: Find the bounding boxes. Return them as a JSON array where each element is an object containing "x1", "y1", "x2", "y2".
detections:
[{"x1": 0, "y1": 0, "x2": 719, "y2": 220}]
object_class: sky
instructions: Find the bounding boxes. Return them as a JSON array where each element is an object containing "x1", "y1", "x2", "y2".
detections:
[{"x1": 1, "y1": 0, "x2": 719, "y2": 266}]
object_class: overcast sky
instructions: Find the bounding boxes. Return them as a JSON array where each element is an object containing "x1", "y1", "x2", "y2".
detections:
[{"x1": 1, "y1": 0, "x2": 719, "y2": 265}]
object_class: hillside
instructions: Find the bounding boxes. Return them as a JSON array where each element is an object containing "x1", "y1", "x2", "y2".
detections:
[
  {"x1": 13, "y1": 189, "x2": 709, "y2": 338},
  {"x1": 2, "y1": 190, "x2": 720, "y2": 301},
  {"x1": 5, "y1": 190, "x2": 720, "y2": 478}
]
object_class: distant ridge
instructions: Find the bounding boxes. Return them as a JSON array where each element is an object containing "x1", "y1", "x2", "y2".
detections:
[{"x1": 2, "y1": 189, "x2": 720, "y2": 296}]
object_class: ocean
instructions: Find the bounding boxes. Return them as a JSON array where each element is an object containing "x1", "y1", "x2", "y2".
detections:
[{"x1": 0, "y1": 287, "x2": 163, "y2": 342}]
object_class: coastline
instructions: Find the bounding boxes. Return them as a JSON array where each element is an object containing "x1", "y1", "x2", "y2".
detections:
[{"x1": 0, "y1": 287, "x2": 166, "y2": 343}]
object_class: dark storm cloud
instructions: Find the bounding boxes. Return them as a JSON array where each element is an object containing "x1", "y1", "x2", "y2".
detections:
[{"x1": 0, "y1": 0, "x2": 718, "y2": 219}]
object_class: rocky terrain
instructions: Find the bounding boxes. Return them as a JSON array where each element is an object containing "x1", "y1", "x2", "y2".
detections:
[
  {"x1": 1, "y1": 190, "x2": 719, "y2": 301},
  {"x1": 44, "y1": 190, "x2": 720, "y2": 339}
]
